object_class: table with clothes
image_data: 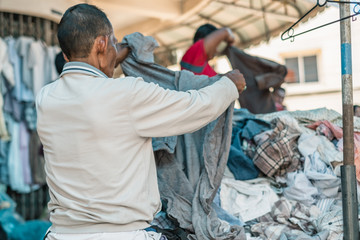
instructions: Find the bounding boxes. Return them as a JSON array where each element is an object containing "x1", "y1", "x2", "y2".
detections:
[{"x1": 120, "y1": 32, "x2": 360, "y2": 240}]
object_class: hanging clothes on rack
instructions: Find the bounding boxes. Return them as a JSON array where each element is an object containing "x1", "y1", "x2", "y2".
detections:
[
  {"x1": 0, "y1": 38, "x2": 11, "y2": 141},
  {"x1": 0, "y1": 36, "x2": 59, "y2": 193}
]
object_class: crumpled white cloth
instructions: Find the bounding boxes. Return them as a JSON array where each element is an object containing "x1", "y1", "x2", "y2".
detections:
[
  {"x1": 279, "y1": 230, "x2": 329, "y2": 240},
  {"x1": 283, "y1": 171, "x2": 319, "y2": 206},
  {"x1": 297, "y1": 133, "x2": 341, "y2": 198},
  {"x1": 45, "y1": 230, "x2": 164, "y2": 240},
  {"x1": 220, "y1": 177, "x2": 279, "y2": 222},
  {"x1": 0, "y1": 38, "x2": 15, "y2": 86},
  {"x1": 298, "y1": 133, "x2": 342, "y2": 167},
  {"x1": 315, "y1": 201, "x2": 360, "y2": 240}
]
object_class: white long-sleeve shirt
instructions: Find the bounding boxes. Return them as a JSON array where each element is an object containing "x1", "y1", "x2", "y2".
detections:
[{"x1": 36, "y1": 61, "x2": 239, "y2": 234}]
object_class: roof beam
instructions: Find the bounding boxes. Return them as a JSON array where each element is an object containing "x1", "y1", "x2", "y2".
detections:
[
  {"x1": 216, "y1": 0, "x2": 299, "y2": 22},
  {"x1": 0, "y1": 0, "x2": 80, "y2": 22},
  {"x1": 114, "y1": 18, "x2": 174, "y2": 39},
  {"x1": 91, "y1": 0, "x2": 182, "y2": 19},
  {"x1": 113, "y1": 0, "x2": 211, "y2": 39}
]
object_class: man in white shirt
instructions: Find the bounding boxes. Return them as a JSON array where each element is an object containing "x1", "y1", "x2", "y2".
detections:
[{"x1": 37, "y1": 3, "x2": 246, "y2": 240}]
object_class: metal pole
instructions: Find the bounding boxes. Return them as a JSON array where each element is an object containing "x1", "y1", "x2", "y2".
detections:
[{"x1": 340, "y1": 1, "x2": 359, "y2": 239}]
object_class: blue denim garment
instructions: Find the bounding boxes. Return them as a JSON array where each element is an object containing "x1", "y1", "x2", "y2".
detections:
[
  {"x1": 6, "y1": 37, "x2": 34, "y2": 103},
  {"x1": 0, "y1": 139, "x2": 10, "y2": 185},
  {"x1": 7, "y1": 115, "x2": 30, "y2": 193},
  {"x1": 227, "y1": 108, "x2": 271, "y2": 180},
  {"x1": 212, "y1": 188, "x2": 244, "y2": 226}
]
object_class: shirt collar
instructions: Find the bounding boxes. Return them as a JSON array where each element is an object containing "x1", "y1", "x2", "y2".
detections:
[{"x1": 60, "y1": 61, "x2": 108, "y2": 78}]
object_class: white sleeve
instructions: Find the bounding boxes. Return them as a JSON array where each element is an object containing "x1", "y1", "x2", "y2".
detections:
[{"x1": 129, "y1": 76, "x2": 239, "y2": 137}]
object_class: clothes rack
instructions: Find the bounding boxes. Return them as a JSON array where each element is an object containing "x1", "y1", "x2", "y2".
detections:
[{"x1": 0, "y1": 11, "x2": 59, "y2": 220}]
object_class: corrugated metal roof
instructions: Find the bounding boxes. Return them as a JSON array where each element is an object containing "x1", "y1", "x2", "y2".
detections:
[
  {"x1": 151, "y1": 0, "x2": 326, "y2": 64},
  {"x1": 0, "y1": 0, "x2": 326, "y2": 65}
]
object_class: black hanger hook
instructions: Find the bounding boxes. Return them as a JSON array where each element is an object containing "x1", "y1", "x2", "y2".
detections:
[
  {"x1": 317, "y1": 0, "x2": 328, "y2": 7},
  {"x1": 282, "y1": 1, "x2": 360, "y2": 42}
]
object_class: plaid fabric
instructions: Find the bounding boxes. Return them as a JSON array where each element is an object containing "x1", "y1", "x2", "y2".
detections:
[
  {"x1": 316, "y1": 209, "x2": 343, "y2": 233},
  {"x1": 151, "y1": 211, "x2": 177, "y2": 230},
  {"x1": 253, "y1": 118, "x2": 302, "y2": 177},
  {"x1": 250, "y1": 198, "x2": 319, "y2": 239}
]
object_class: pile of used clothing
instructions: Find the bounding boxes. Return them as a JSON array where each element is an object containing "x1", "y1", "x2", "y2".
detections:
[
  {"x1": 150, "y1": 107, "x2": 360, "y2": 240},
  {"x1": 220, "y1": 107, "x2": 360, "y2": 239},
  {"x1": 121, "y1": 32, "x2": 359, "y2": 240}
]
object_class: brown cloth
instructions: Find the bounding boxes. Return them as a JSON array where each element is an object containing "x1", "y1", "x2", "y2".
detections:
[{"x1": 225, "y1": 46, "x2": 287, "y2": 114}]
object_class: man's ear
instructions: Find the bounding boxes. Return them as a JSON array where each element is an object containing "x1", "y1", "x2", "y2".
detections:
[
  {"x1": 62, "y1": 53, "x2": 69, "y2": 62},
  {"x1": 95, "y1": 35, "x2": 108, "y2": 54}
]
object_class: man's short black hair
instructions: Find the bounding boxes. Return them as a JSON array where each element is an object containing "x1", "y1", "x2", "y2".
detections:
[
  {"x1": 57, "y1": 3, "x2": 113, "y2": 59},
  {"x1": 193, "y1": 23, "x2": 218, "y2": 43},
  {"x1": 55, "y1": 52, "x2": 66, "y2": 74}
]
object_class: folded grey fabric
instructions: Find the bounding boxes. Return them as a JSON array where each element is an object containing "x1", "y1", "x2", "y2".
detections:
[{"x1": 121, "y1": 32, "x2": 245, "y2": 240}]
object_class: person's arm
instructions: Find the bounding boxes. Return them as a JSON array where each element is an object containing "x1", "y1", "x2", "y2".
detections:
[
  {"x1": 129, "y1": 70, "x2": 245, "y2": 138},
  {"x1": 204, "y1": 28, "x2": 235, "y2": 60}
]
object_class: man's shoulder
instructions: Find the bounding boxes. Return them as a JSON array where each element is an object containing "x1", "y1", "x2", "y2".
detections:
[
  {"x1": 110, "y1": 76, "x2": 144, "y2": 87},
  {"x1": 39, "y1": 79, "x2": 58, "y2": 94},
  {"x1": 35, "y1": 80, "x2": 58, "y2": 106}
]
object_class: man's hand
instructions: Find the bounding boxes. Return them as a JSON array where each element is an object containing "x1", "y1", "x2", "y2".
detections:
[
  {"x1": 225, "y1": 69, "x2": 246, "y2": 94},
  {"x1": 115, "y1": 43, "x2": 130, "y2": 66}
]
